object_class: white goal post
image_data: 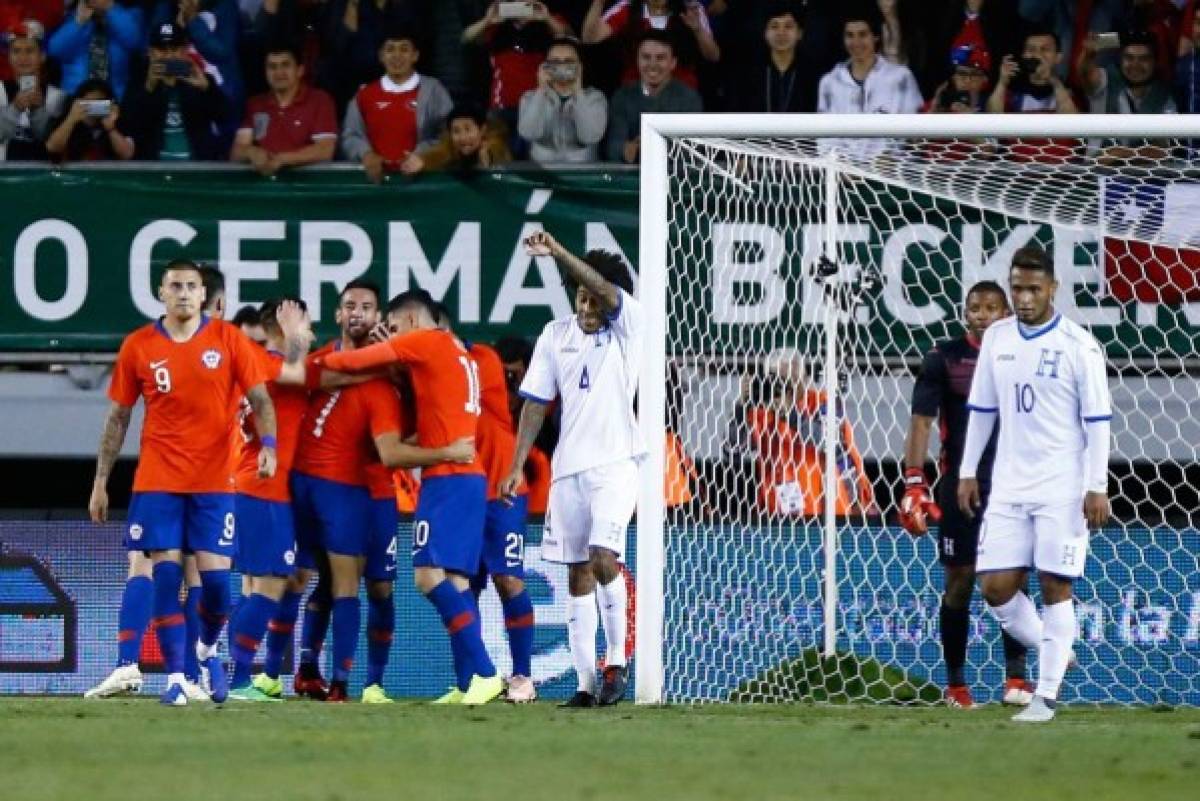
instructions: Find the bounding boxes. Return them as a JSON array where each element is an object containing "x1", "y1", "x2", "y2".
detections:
[{"x1": 634, "y1": 114, "x2": 1200, "y2": 706}]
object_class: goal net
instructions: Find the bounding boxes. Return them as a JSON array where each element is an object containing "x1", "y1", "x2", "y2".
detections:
[{"x1": 634, "y1": 115, "x2": 1200, "y2": 706}]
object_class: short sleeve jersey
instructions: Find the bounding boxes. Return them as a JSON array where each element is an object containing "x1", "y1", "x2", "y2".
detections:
[
  {"x1": 366, "y1": 383, "x2": 415, "y2": 501},
  {"x1": 293, "y1": 342, "x2": 404, "y2": 487},
  {"x1": 520, "y1": 289, "x2": 647, "y2": 479},
  {"x1": 323, "y1": 329, "x2": 484, "y2": 480},
  {"x1": 236, "y1": 349, "x2": 310, "y2": 502},
  {"x1": 470, "y1": 342, "x2": 522, "y2": 499},
  {"x1": 109, "y1": 317, "x2": 268, "y2": 494},
  {"x1": 910, "y1": 336, "x2": 997, "y2": 482},
  {"x1": 966, "y1": 314, "x2": 1113, "y2": 504}
]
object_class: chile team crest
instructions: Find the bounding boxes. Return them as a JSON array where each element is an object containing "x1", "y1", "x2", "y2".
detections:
[{"x1": 201, "y1": 349, "x2": 222, "y2": 369}]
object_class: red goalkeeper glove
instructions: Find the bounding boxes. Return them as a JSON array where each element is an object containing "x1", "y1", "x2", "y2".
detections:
[{"x1": 899, "y1": 467, "x2": 942, "y2": 536}]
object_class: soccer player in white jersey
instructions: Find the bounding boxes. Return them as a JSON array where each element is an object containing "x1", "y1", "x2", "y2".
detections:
[
  {"x1": 500, "y1": 230, "x2": 645, "y2": 707},
  {"x1": 957, "y1": 245, "x2": 1112, "y2": 723}
]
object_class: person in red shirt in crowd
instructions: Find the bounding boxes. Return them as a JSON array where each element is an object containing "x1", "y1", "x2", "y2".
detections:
[
  {"x1": 231, "y1": 42, "x2": 336, "y2": 176},
  {"x1": 462, "y1": 1, "x2": 572, "y2": 157},
  {"x1": 0, "y1": 1, "x2": 64, "y2": 82},
  {"x1": 88, "y1": 258, "x2": 277, "y2": 707},
  {"x1": 340, "y1": 25, "x2": 452, "y2": 183},
  {"x1": 581, "y1": 0, "x2": 719, "y2": 92},
  {"x1": 429, "y1": 301, "x2": 537, "y2": 704},
  {"x1": 315, "y1": 288, "x2": 505, "y2": 706}
]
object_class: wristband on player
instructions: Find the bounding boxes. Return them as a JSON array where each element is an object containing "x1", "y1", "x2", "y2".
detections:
[
  {"x1": 903, "y1": 467, "x2": 928, "y2": 487},
  {"x1": 260, "y1": 435, "x2": 277, "y2": 449}
]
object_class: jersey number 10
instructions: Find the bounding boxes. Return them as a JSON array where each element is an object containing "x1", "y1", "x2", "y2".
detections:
[
  {"x1": 459, "y1": 356, "x2": 482, "y2": 415},
  {"x1": 1014, "y1": 382, "x2": 1036, "y2": 414}
]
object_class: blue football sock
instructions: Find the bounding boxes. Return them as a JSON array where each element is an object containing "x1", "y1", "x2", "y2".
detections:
[
  {"x1": 331, "y1": 597, "x2": 361, "y2": 683},
  {"x1": 116, "y1": 576, "x2": 152, "y2": 667},
  {"x1": 502, "y1": 590, "x2": 535, "y2": 678},
  {"x1": 366, "y1": 594, "x2": 395, "y2": 687},
  {"x1": 468, "y1": 569, "x2": 488, "y2": 602},
  {"x1": 300, "y1": 588, "x2": 332, "y2": 668},
  {"x1": 152, "y1": 561, "x2": 186, "y2": 677},
  {"x1": 197, "y1": 569, "x2": 231, "y2": 649},
  {"x1": 183, "y1": 586, "x2": 201, "y2": 681},
  {"x1": 264, "y1": 590, "x2": 302, "y2": 680},
  {"x1": 426, "y1": 581, "x2": 474, "y2": 691},
  {"x1": 458, "y1": 589, "x2": 497, "y2": 680},
  {"x1": 229, "y1": 592, "x2": 277, "y2": 688}
]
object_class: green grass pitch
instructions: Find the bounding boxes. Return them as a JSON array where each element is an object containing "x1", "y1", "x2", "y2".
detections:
[{"x1": 2, "y1": 699, "x2": 1197, "y2": 801}]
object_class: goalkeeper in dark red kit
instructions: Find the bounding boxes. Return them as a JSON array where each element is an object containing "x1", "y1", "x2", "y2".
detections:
[{"x1": 901, "y1": 280, "x2": 1032, "y2": 709}]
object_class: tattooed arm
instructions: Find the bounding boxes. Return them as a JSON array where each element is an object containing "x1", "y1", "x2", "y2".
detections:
[
  {"x1": 89, "y1": 402, "x2": 134, "y2": 522},
  {"x1": 245, "y1": 383, "x2": 278, "y2": 478}
]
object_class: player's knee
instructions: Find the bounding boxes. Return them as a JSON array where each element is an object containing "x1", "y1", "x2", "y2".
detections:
[
  {"x1": 367, "y1": 580, "x2": 393, "y2": 601},
  {"x1": 1038, "y1": 573, "x2": 1073, "y2": 604},
  {"x1": 588, "y1": 548, "x2": 620, "y2": 584},
  {"x1": 127, "y1": 551, "x2": 153, "y2": 579},
  {"x1": 980, "y1": 578, "x2": 1016, "y2": 607},
  {"x1": 943, "y1": 568, "x2": 975, "y2": 608},
  {"x1": 493, "y1": 574, "x2": 524, "y2": 599},
  {"x1": 568, "y1": 564, "x2": 597, "y2": 596},
  {"x1": 413, "y1": 568, "x2": 441, "y2": 595}
]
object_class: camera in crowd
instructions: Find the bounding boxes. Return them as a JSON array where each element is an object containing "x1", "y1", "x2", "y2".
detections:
[{"x1": 80, "y1": 99, "x2": 112, "y2": 117}]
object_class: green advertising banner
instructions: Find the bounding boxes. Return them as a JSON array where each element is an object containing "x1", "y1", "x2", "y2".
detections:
[
  {"x1": 0, "y1": 167, "x2": 640, "y2": 351},
  {"x1": 2, "y1": 166, "x2": 1197, "y2": 359}
]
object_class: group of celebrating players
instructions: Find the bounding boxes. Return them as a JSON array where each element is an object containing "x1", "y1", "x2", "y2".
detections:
[
  {"x1": 84, "y1": 229, "x2": 644, "y2": 707},
  {"x1": 78, "y1": 220, "x2": 1109, "y2": 721}
]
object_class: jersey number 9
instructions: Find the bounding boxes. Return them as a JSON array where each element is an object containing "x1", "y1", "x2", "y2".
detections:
[{"x1": 154, "y1": 365, "x2": 172, "y2": 394}]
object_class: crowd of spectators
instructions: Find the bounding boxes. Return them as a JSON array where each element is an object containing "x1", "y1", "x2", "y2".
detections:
[{"x1": 1, "y1": 0, "x2": 1197, "y2": 173}]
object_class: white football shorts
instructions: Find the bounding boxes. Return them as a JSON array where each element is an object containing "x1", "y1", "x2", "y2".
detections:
[
  {"x1": 976, "y1": 499, "x2": 1090, "y2": 578},
  {"x1": 543, "y1": 459, "x2": 639, "y2": 564}
]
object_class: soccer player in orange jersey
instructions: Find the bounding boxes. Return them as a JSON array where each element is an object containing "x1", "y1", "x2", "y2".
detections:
[
  {"x1": 88, "y1": 259, "x2": 278, "y2": 706},
  {"x1": 432, "y1": 303, "x2": 537, "y2": 703},
  {"x1": 222, "y1": 297, "x2": 314, "y2": 702},
  {"x1": 264, "y1": 283, "x2": 475, "y2": 703},
  {"x1": 86, "y1": 266, "x2": 232, "y2": 700},
  {"x1": 316, "y1": 288, "x2": 504, "y2": 705}
]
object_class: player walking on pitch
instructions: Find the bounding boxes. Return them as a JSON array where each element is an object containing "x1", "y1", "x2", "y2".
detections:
[
  {"x1": 89, "y1": 259, "x2": 278, "y2": 706},
  {"x1": 958, "y1": 246, "x2": 1112, "y2": 723},
  {"x1": 500, "y1": 230, "x2": 645, "y2": 707},
  {"x1": 902, "y1": 281, "x2": 1032, "y2": 708}
]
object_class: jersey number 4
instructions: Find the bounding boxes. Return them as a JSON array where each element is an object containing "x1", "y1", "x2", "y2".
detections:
[{"x1": 459, "y1": 356, "x2": 482, "y2": 415}]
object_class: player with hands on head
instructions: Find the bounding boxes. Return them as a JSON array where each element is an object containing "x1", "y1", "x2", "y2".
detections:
[{"x1": 499, "y1": 229, "x2": 645, "y2": 707}]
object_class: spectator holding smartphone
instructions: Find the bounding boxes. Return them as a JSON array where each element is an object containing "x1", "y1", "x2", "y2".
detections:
[
  {"x1": 1, "y1": 19, "x2": 66, "y2": 161},
  {"x1": 120, "y1": 22, "x2": 231, "y2": 160},
  {"x1": 986, "y1": 28, "x2": 1079, "y2": 113},
  {"x1": 1077, "y1": 29, "x2": 1175, "y2": 114},
  {"x1": 44, "y1": 77, "x2": 133, "y2": 161},
  {"x1": 517, "y1": 36, "x2": 607, "y2": 163},
  {"x1": 463, "y1": 1, "x2": 572, "y2": 156},
  {"x1": 47, "y1": 0, "x2": 143, "y2": 100}
]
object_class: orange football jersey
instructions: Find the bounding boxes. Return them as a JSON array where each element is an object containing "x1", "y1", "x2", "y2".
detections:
[
  {"x1": 109, "y1": 317, "x2": 268, "y2": 494},
  {"x1": 320, "y1": 328, "x2": 484, "y2": 480},
  {"x1": 469, "y1": 342, "x2": 524, "y2": 500},
  {"x1": 293, "y1": 342, "x2": 404, "y2": 487},
  {"x1": 236, "y1": 349, "x2": 310, "y2": 502}
]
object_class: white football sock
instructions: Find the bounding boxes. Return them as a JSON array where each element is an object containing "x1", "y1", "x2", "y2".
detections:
[
  {"x1": 196, "y1": 640, "x2": 218, "y2": 661},
  {"x1": 1036, "y1": 600, "x2": 1076, "y2": 701},
  {"x1": 988, "y1": 591, "x2": 1042, "y2": 651},
  {"x1": 567, "y1": 592, "x2": 599, "y2": 694},
  {"x1": 596, "y1": 575, "x2": 628, "y2": 668}
]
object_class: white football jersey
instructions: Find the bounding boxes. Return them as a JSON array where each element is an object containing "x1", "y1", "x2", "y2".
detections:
[
  {"x1": 520, "y1": 289, "x2": 647, "y2": 479},
  {"x1": 966, "y1": 313, "x2": 1112, "y2": 505}
]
